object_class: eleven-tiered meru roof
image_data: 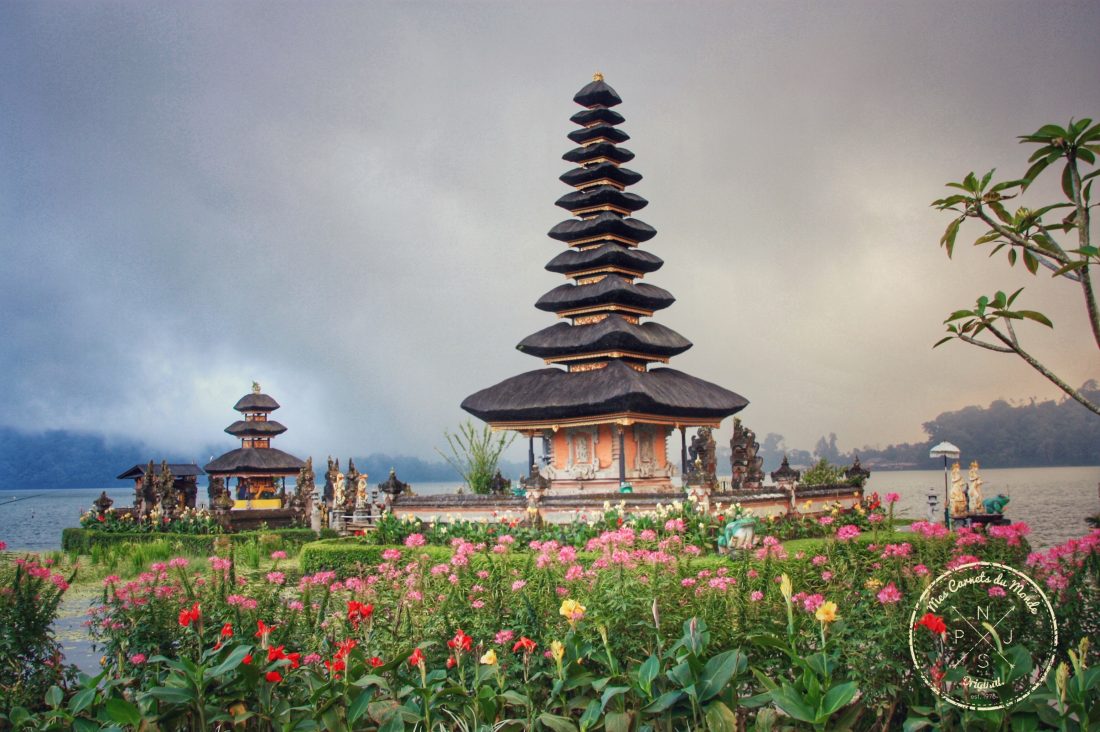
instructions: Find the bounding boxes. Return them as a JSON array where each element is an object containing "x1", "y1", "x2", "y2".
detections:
[{"x1": 461, "y1": 76, "x2": 747, "y2": 428}]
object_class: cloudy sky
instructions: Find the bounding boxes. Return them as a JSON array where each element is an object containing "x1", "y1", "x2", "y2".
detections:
[{"x1": 2, "y1": 1, "x2": 1098, "y2": 464}]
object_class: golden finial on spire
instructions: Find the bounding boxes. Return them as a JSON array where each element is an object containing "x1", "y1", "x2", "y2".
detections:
[
  {"x1": 593, "y1": 71, "x2": 604, "y2": 82},
  {"x1": 252, "y1": 381, "x2": 261, "y2": 394}
]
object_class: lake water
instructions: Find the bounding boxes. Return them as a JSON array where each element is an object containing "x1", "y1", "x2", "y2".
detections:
[{"x1": 1, "y1": 467, "x2": 1098, "y2": 551}]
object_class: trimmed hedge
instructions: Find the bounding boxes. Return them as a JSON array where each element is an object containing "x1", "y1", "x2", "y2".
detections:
[
  {"x1": 299, "y1": 538, "x2": 737, "y2": 577},
  {"x1": 61, "y1": 527, "x2": 337, "y2": 554}
]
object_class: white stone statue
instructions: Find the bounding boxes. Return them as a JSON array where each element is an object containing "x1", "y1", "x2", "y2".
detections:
[
  {"x1": 333, "y1": 472, "x2": 346, "y2": 511},
  {"x1": 949, "y1": 461, "x2": 968, "y2": 518},
  {"x1": 968, "y1": 460, "x2": 984, "y2": 513}
]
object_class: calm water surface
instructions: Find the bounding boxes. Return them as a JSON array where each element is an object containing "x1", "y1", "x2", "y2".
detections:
[{"x1": 1, "y1": 468, "x2": 1097, "y2": 551}]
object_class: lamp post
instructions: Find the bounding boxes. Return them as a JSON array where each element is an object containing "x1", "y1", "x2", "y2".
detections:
[{"x1": 929, "y1": 441, "x2": 960, "y2": 528}]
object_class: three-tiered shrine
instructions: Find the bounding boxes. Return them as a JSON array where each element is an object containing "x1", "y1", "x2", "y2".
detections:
[
  {"x1": 462, "y1": 75, "x2": 748, "y2": 493},
  {"x1": 204, "y1": 383, "x2": 306, "y2": 504}
]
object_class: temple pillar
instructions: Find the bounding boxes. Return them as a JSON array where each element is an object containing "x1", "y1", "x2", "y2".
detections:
[
  {"x1": 617, "y1": 424, "x2": 626, "y2": 484},
  {"x1": 680, "y1": 426, "x2": 687, "y2": 477}
]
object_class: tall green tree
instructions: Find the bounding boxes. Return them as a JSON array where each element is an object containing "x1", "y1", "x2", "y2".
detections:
[{"x1": 933, "y1": 118, "x2": 1100, "y2": 416}]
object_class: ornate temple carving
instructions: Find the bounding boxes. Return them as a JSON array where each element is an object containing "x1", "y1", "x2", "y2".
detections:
[{"x1": 729, "y1": 419, "x2": 763, "y2": 490}]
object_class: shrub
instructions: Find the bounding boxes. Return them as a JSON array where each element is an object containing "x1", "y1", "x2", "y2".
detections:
[{"x1": 61, "y1": 527, "x2": 324, "y2": 555}]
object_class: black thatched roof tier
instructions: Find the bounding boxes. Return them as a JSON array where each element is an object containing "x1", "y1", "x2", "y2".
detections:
[
  {"x1": 556, "y1": 186, "x2": 648, "y2": 214},
  {"x1": 204, "y1": 448, "x2": 306, "y2": 475},
  {"x1": 545, "y1": 243, "x2": 663, "y2": 275},
  {"x1": 535, "y1": 275, "x2": 674, "y2": 313},
  {"x1": 117, "y1": 463, "x2": 204, "y2": 480},
  {"x1": 573, "y1": 78, "x2": 623, "y2": 108},
  {"x1": 559, "y1": 163, "x2": 642, "y2": 189},
  {"x1": 567, "y1": 124, "x2": 629, "y2": 146},
  {"x1": 563, "y1": 143, "x2": 634, "y2": 165},
  {"x1": 461, "y1": 361, "x2": 748, "y2": 423},
  {"x1": 548, "y1": 212, "x2": 656, "y2": 244},
  {"x1": 517, "y1": 316, "x2": 692, "y2": 359},
  {"x1": 225, "y1": 420, "x2": 288, "y2": 437},
  {"x1": 234, "y1": 393, "x2": 280, "y2": 412},
  {"x1": 570, "y1": 107, "x2": 625, "y2": 127}
]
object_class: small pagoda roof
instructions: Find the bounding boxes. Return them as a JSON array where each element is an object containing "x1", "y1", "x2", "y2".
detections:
[
  {"x1": 461, "y1": 361, "x2": 748, "y2": 424},
  {"x1": 567, "y1": 124, "x2": 630, "y2": 146},
  {"x1": 556, "y1": 186, "x2": 648, "y2": 213},
  {"x1": 563, "y1": 143, "x2": 635, "y2": 165},
  {"x1": 234, "y1": 392, "x2": 280, "y2": 412},
  {"x1": 225, "y1": 420, "x2": 288, "y2": 437},
  {"x1": 548, "y1": 211, "x2": 656, "y2": 244},
  {"x1": 517, "y1": 316, "x2": 692, "y2": 359},
  {"x1": 573, "y1": 77, "x2": 623, "y2": 108},
  {"x1": 559, "y1": 163, "x2": 643, "y2": 189},
  {"x1": 569, "y1": 107, "x2": 625, "y2": 127},
  {"x1": 535, "y1": 275, "x2": 674, "y2": 313},
  {"x1": 204, "y1": 447, "x2": 306, "y2": 475},
  {"x1": 117, "y1": 463, "x2": 205, "y2": 480},
  {"x1": 545, "y1": 243, "x2": 663, "y2": 275}
]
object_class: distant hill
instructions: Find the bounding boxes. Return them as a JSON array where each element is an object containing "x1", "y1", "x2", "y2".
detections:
[
  {"x1": 755, "y1": 381, "x2": 1100, "y2": 473},
  {"x1": 3, "y1": 383, "x2": 1097, "y2": 489},
  {"x1": 0, "y1": 427, "x2": 528, "y2": 490}
]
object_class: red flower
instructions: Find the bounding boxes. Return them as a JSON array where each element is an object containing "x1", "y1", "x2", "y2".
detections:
[
  {"x1": 408, "y1": 648, "x2": 425, "y2": 668},
  {"x1": 915, "y1": 612, "x2": 947, "y2": 635},
  {"x1": 242, "y1": 654, "x2": 252, "y2": 665},
  {"x1": 512, "y1": 636, "x2": 537, "y2": 654},
  {"x1": 347, "y1": 600, "x2": 374, "y2": 629},
  {"x1": 335, "y1": 638, "x2": 358, "y2": 660},
  {"x1": 287, "y1": 651, "x2": 301, "y2": 669},
  {"x1": 220, "y1": 623, "x2": 233, "y2": 638},
  {"x1": 97, "y1": 515, "x2": 106, "y2": 522},
  {"x1": 177, "y1": 602, "x2": 200, "y2": 627},
  {"x1": 447, "y1": 629, "x2": 472, "y2": 653},
  {"x1": 325, "y1": 658, "x2": 346, "y2": 676},
  {"x1": 267, "y1": 645, "x2": 286, "y2": 663},
  {"x1": 265, "y1": 670, "x2": 283, "y2": 683},
  {"x1": 368, "y1": 656, "x2": 384, "y2": 668},
  {"x1": 255, "y1": 619, "x2": 275, "y2": 647},
  {"x1": 446, "y1": 656, "x2": 456, "y2": 669}
]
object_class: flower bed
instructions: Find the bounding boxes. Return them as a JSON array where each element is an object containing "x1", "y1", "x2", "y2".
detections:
[
  {"x1": 6, "y1": 522, "x2": 1099, "y2": 729},
  {"x1": 61, "y1": 527, "x2": 333, "y2": 555}
]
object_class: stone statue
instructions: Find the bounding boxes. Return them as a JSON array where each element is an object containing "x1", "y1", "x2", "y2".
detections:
[
  {"x1": 729, "y1": 419, "x2": 764, "y2": 490},
  {"x1": 983, "y1": 493, "x2": 1010, "y2": 514},
  {"x1": 689, "y1": 427, "x2": 718, "y2": 486},
  {"x1": 157, "y1": 461, "x2": 179, "y2": 516},
  {"x1": 333, "y1": 472, "x2": 346, "y2": 513},
  {"x1": 489, "y1": 470, "x2": 509, "y2": 495},
  {"x1": 142, "y1": 461, "x2": 157, "y2": 517},
  {"x1": 323, "y1": 456, "x2": 338, "y2": 503},
  {"x1": 345, "y1": 459, "x2": 361, "y2": 512},
  {"x1": 93, "y1": 491, "x2": 113, "y2": 516},
  {"x1": 291, "y1": 457, "x2": 314, "y2": 515},
  {"x1": 967, "y1": 460, "x2": 984, "y2": 513},
  {"x1": 845, "y1": 456, "x2": 871, "y2": 488},
  {"x1": 949, "y1": 461, "x2": 968, "y2": 517},
  {"x1": 356, "y1": 473, "x2": 369, "y2": 506}
]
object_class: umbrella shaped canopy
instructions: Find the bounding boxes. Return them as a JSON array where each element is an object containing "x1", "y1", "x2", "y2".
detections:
[{"x1": 929, "y1": 441, "x2": 960, "y2": 459}]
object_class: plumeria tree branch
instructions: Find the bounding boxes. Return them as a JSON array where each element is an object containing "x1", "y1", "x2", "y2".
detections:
[{"x1": 933, "y1": 118, "x2": 1100, "y2": 414}]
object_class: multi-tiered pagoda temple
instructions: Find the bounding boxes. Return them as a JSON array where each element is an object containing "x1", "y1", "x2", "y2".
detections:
[
  {"x1": 463, "y1": 75, "x2": 748, "y2": 493},
  {"x1": 204, "y1": 383, "x2": 306, "y2": 503}
]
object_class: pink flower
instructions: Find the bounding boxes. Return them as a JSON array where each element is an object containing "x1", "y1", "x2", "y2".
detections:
[
  {"x1": 0, "y1": 541, "x2": 6, "y2": 551},
  {"x1": 404, "y1": 534, "x2": 426, "y2": 548},
  {"x1": 681, "y1": 578, "x2": 696, "y2": 587},
  {"x1": 208, "y1": 556, "x2": 232, "y2": 571},
  {"x1": 664, "y1": 518, "x2": 685, "y2": 533},
  {"x1": 471, "y1": 599, "x2": 485, "y2": 609},
  {"x1": 811, "y1": 555, "x2": 828, "y2": 566},
  {"x1": 868, "y1": 513, "x2": 884, "y2": 524},
  {"x1": 494, "y1": 629, "x2": 515, "y2": 645},
  {"x1": 821, "y1": 571, "x2": 833, "y2": 581},
  {"x1": 381, "y1": 549, "x2": 402, "y2": 561},
  {"x1": 876, "y1": 582, "x2": 902, "y2": 604},
  {"x1": 988, "y1": 586, "x2": 1006, "y2": 597},
  {"x1": 266, "y1": 571, "x2": 286, "y2": 585},
  {"x1": 836, "y1": 525, "x2": 861, "y2": 541},
  {"x1": 885, "y1": 492, "x2": 900, "y2": 504},
  {"x1": 129, "y1": 653, "x2": 146, "y2": 665},
  {"x1": 802, "y1": 594, "x2": 825, "y2": 613},
  {"x1": 912, "y1": 564, "x2": 930, "y2": 576},
  {"x1": 168, "y1": 557, "x2": 189, "y2": 568},
  {"x1": 818, "y1": 516, "x2": 834, "y2": 526},
  {"x1": 750, "y1": 591, "x2": 764, "y2": 602},
  {"x1": 270, "y1": 550, "x2": 287, "y2": 560},
  {"x1": 511, "y1": 580, "x2": 527, "y2": 591}
]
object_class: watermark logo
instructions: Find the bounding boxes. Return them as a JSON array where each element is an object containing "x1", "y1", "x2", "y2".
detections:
[{"x1": 908, "y1": 561, "x2": 1057, "y2": 711}]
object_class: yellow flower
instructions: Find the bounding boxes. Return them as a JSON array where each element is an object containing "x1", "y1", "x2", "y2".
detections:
[
  {"x1": 480, "y1": 649, "x2": 498, "y2": 666},
  {"x1": 780, "y1": 573, "x2": 793, "y2": 602},
  {"x1": 815, "y1": 601, "x2": 838, "y2": 623},
  {"x1": 864, "y1": 578, "x2": 882, "y2": 591},
  {"x1": 550, "y1": 640, "x2": 565, "y2": 663},
  {"x1": 559, "y1": 599, "x2": 586, "y2": 624}
]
